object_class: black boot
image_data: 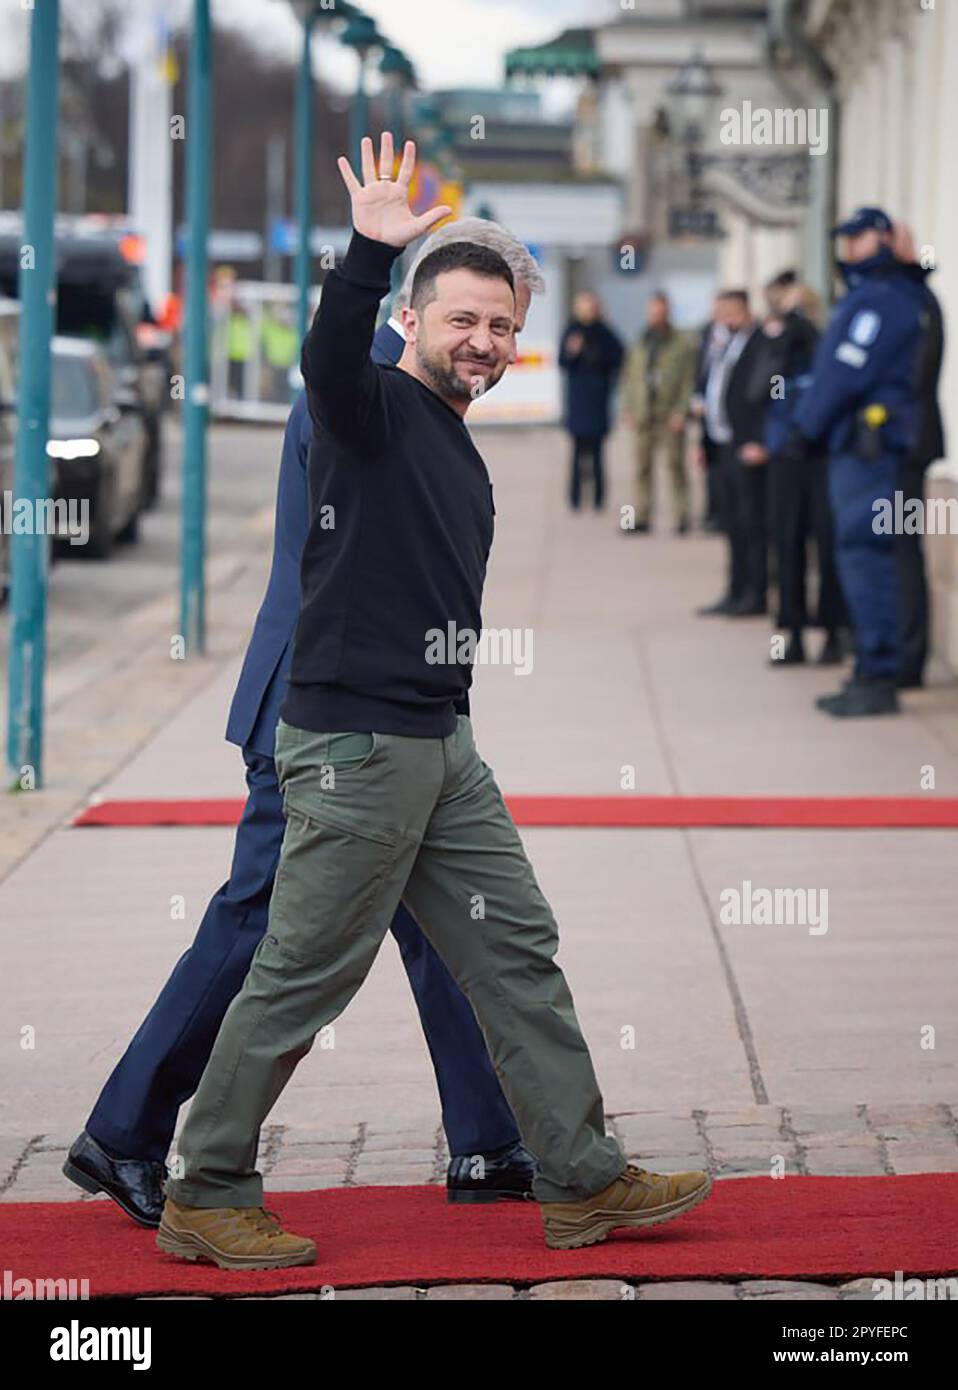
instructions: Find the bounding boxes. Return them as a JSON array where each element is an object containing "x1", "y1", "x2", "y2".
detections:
[{"x1": 816, "y1": 676, "x2": 899, "y2": 717}]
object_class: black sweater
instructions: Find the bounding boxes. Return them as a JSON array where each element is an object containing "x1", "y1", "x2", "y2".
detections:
[{"x1": 281, "y1": 231, "x2": 495, "y2": 738}]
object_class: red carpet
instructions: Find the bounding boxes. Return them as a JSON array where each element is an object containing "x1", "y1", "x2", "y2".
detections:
[
  {"x1": 72, "y1": 794, "x2": 958, "y2": 829},
  {"x1": 3, "y1": 1175, "x2": 956, "y2": 1297}
]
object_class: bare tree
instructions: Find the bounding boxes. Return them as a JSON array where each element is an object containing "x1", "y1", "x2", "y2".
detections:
[{"x1": 58, "y1": 0, "x2": 133, "y2": 212}]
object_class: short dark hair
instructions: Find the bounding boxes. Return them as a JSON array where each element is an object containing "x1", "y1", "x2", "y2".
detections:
[
  {"x1": 649, "y1": 289, "x2": 669, "y2": 305},
  {"x1": 717, "y1": 288, "x2": 750, "y2": 309},
  {"x1": 766, "y1": 269, "x2": 797, "y2": 290},
  {"x1": 410, "y1": 241, "x2": 515, "y2": 313}
]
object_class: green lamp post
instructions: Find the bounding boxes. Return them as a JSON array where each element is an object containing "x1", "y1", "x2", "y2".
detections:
[
  {"x1": 379, "y1": 46, "x2": 415, "y2": 313},
  {"x1": 6, "y1": 0, "x2": 60, "y2": 787},
  {"x1": 340, "y1": 14, "x2": 381, "y2": 174}
]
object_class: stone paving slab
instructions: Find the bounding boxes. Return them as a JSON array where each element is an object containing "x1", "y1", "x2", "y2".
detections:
[
  {"x1": 528, "y1": 1280, "x2": 626, "y2": 1300},
  {"x1": 5, "y1": 1105, "x2": 955, "y2": 1203},
  {"x1": 0, "y1": 824, "x2": 753, "y2": 1137},
  {"x1": 738, "y1": 1279, "x2": 840, "y2": 1300},
  {"x1": 133, "y1": 1276, "x2": 932, "y2": 1301}
]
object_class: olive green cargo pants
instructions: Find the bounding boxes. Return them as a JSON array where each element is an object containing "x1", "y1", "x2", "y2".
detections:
[
  {"x1": 167, "y1": 715, "x2": 626, "y2": 1207},
  {"x1": 636, "y1": 421, "x2": 688, "y2": 528}
]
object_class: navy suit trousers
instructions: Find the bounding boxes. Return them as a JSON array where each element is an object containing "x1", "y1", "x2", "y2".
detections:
[
  {"x1": 828, "y1": 450, "x2": 902, "y2": 679},
  {"x1": 87, "y1": 749, "x2": 520, "y2": 1162}
]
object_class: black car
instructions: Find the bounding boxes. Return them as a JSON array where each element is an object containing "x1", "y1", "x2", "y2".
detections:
[
  {"x1": 48, "y1": 336, "x2": 146, "y2": 559},
  {"x1": 0, "y1": 218, "x2": 167, "y2": 508}
]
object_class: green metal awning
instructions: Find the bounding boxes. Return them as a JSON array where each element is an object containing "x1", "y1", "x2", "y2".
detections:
[{"x1": 505, "y1": 27, "x2": 598, "y2": 80}]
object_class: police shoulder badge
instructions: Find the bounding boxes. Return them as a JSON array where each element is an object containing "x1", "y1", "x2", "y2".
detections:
[
  {"x1": 848, "y1": 309, "x2": 881, "y2": 346},
  {"x1": 835, "y1": 342, "x2": 867, "y2": 368}
]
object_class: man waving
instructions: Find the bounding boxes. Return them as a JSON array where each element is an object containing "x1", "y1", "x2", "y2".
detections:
[{"x1": 158, "y1": 135, "x2": 711, "y2": 1270}]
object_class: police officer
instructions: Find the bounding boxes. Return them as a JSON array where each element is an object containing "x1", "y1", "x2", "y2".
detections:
[{"x1": 784, "y1": 207, "x2": 930, "y2": 717}]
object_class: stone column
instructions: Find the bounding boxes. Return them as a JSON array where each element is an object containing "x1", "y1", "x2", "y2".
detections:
[
  {"x1": 879, "y1": 28, "x2": 908, "y2": 215},
  {"x1": 717, "y1": 204, "x2": 751, "y2": 289},
  {"x1": 907, "y1": 0, "x2": 940, "y2": 239}
]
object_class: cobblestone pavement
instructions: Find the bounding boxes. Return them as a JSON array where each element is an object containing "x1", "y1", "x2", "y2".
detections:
[
  {"x1": 135, "y1": 1281, "x2": 908, "y2": 1300},
  {"x1": 9, "y1": 1102, "x2": 957, "y2": 1206},
  {"x1": 5, "y1": 1103, "x2": 956, "y2": 1301}
]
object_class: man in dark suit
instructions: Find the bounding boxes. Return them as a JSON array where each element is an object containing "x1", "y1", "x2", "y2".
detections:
[
  {"x1": 64, "y1": 219, "x2": 545, "y2": 1226},
  {"x1": 698, "y1": 289, "x2": 770, "y2": 616},
  {"x1": 690, "y1": 299, "x2": 729, "y2": 531},
  {"x1": 762, "y1": 273, "x2": 847, "y2": 666}
]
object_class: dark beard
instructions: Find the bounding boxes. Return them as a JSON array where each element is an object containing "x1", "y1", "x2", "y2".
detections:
[{"x1": 416, "y1": 342, "x2": 501, "y2": 402}]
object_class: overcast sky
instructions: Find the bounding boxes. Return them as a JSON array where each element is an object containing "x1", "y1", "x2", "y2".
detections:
[
  {"x1": 231, "y1": 0, "x2": 612, "y2": 93},
  {"x1": 1, "y1": 0, "x2": 618, "y2": 96}
]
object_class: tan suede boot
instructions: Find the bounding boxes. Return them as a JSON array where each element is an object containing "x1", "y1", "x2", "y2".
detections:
[
  {"x1": 156, "y1": 1198, "x2": 316, "y2": 1270},
  {"x1": 540, "y1": 1164, "x2": 713, "y2": 1249}
]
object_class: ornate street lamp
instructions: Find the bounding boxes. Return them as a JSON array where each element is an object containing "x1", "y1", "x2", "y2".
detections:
[
  {"x1": 667, "y1": 54, "x2": 723, "y2": 142},
  {"x1": 665, "y1": 53, "x2": 723, "y2": 236},
  {"x1": 666, "y1": 53, "x2": 723, "y2": 200}
]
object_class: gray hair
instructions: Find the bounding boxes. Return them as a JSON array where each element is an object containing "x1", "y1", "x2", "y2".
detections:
[{"x1": 394, "y1": 216, "x2": 545, "y2": 312}]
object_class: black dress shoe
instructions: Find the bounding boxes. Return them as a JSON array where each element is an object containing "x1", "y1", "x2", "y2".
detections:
[
  {"x1": 63, "y1": 1131, "x2": 166, "y2": 1228},
  {"x1": 769, "y1": 634, "x2": 805, "y2": 666},
  {"x1": 727, "y1": 593, "x2": 767, "y2": 617},
  {"x1": 816, "y1": 676, "x2": 899, "y2": 718},
  {"x1": 446, "y1": 1140, "x2": 536, "y2": 1204},
  {"x1": 696, "y1": 595, "x2": 734, "y2": 616}
]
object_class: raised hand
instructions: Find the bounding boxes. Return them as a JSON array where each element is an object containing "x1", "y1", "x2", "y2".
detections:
[{"x1": 337, "y1": 133, "x2": 452, "y2": 249}]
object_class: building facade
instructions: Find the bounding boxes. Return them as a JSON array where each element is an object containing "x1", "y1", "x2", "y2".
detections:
[{"x1": 508, "y1": 0, "x2": 958, "y2": 670}]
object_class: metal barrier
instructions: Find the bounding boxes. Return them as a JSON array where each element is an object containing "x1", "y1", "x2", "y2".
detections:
[{"x1": 209, "y1": 280, "x2": 318, "y2": 423}]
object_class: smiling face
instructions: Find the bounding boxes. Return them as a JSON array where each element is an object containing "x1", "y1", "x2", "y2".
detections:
[{"x1": 400, "y1": 267, "x2": 516, "y2": 412}]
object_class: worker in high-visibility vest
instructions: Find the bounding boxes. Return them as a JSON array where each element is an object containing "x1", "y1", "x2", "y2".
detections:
[
  {"x1": 260, "y1": 306, "x2": 298, "y2": 403},
  {"x1": 226, "y1": 306, "x2": 253, "y2": 401}
]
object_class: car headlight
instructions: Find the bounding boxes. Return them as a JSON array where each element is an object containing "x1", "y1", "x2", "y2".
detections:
[{"x1": 46, "y1": 438, "x2": 101, "y2": 461}]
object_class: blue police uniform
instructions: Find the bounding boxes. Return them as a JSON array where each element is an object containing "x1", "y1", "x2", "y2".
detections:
[
  {"x1": 87, "y1": 321, "x2": 521, "y2": 1164},
  {"x1": 794, "y1": 247, "x2": 927, "y2": 685}
]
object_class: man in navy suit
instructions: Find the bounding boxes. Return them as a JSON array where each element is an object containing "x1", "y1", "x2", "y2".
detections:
[{"x1": 65, "y1": 220, "x2": 546, "y2": 1226}]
